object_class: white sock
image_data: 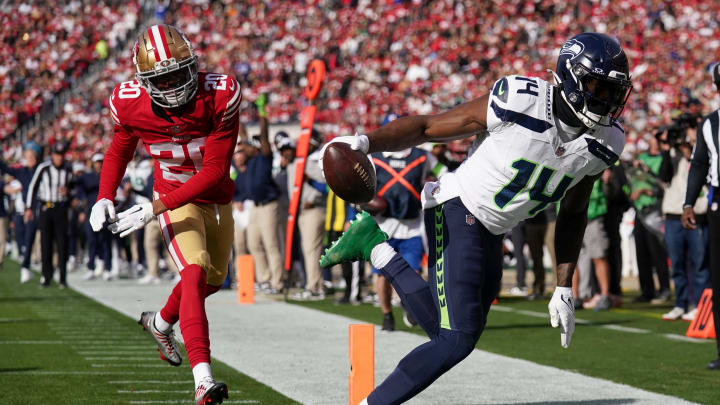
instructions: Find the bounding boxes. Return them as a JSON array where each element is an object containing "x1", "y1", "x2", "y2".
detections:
[
  {"x1": 359, "y1": 398, "x2": 369, "y2": 405},
  {"x1": 370, "y1": 242, "x2": 396, "y2": 269},
  {"x1": 192, "y1": 362, "x2": 213, "y2": 388},
  {"x1": 153, "y1": 312, "x2": 172, "y2": 333}
]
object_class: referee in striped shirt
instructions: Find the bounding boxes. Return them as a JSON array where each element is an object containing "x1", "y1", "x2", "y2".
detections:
[
  {"x1": 25, "y1": 142, "x2": 74, "y2": 288},
  {"x1": 683, "y1": 63, "x2": 720, "y2": 370}
]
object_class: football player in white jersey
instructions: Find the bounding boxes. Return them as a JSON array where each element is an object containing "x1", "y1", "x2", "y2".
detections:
[{"x1": 320, "y1": 32, "x2": 632, "y2": 405}]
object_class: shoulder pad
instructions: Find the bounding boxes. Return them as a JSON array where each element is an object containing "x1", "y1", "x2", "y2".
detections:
[
  {"x1": 110, "y1": 80, "x2": 145, "y2": 126},
  {"x1": 201, "y1": 73, "x2": 241, "y2": 121},
  {"x1": 490, "y1": 75, "x2": 546, "y2": 114}
]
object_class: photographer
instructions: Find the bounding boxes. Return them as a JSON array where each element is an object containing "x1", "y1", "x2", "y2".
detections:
[
  {"x1": 628, "y1": 136, "x2": 670, "y2": 303},
  {"x1": 656, "y1": 115, "x2": 711, "y2": 322}
]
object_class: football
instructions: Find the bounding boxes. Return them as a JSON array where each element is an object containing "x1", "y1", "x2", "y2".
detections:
[{"x1": 322, "y1": 142, "x2": 376, "y2": 203}]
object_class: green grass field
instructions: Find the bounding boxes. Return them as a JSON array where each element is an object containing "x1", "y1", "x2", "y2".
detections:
[
  {"x1": 0, "y1": 260, "x2": 299, "y2": 405},
  {"x1": 290, "y1": 293, "x2": 720, "y2": 404}
]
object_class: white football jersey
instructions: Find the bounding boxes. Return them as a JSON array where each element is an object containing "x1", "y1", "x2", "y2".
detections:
[{"x1": 422, "y1": 75, "x2": 626, "y2": 235}]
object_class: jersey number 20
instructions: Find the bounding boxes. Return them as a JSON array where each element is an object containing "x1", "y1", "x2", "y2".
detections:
[{"x1": 494, "y1": 159, "x2": 573, "y2": 216}]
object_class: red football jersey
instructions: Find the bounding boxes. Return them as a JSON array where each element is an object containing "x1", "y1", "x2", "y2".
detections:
[{"x1": 98, "y1": 72, "x2": 241, "y2": 210}]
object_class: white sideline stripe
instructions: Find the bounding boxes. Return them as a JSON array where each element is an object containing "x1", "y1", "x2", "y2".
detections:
[
  {"x1": 84, "y1": 357, "x2": 159, "y2": 361},
  {"x1": 0, "y1": 371, "x2": 161, "y2": 375},
  {"x1": 79, "y1": 351, "x2": 154, "y2": 355},
  {"x1": 91, "y1": 364, "x2": 175, "y2": 368},
  {"x1": 63, "y1": 340, "x2": 147, "y2": 343},
  {"x1": 663, "y1": 333, "x2": 712, "y2": 343},
  {"x1": 108, "y1": 380, "x2": 193, "y2": 384},
  {"x1": 72, "y1": 345, "x2": 151, "y2": 349},
  {"x1": 129, "y1": 401, "x2": 258, "y2": 404},
  {"x1": 0, "y1": 340, "x2": 63, "y2": 344},
  {"x1": 118, "y1": 390, "x2": 192, "y2": 394}
]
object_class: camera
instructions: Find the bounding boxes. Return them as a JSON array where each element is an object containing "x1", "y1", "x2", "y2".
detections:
[{"x1": 655, "y1": 112, "x2": 700, "y2": 147}]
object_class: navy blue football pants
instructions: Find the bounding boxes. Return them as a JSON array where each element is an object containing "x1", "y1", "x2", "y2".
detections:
[{"x1": 368, "y1": 198, "x2": 504, "y2": 405}]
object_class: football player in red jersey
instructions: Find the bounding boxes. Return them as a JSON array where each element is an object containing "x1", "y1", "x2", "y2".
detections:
[{"x1": 89, "y1": 24, "x2": 239, "y2": 405}]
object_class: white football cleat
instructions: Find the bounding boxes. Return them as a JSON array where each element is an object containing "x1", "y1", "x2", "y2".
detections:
[
  {"x1": 681, "y1": 307, "x2": 697, "y2": 322},
  {"x1": 138, "y1": 274, "x2": 161, "y2": 285},
  {"x1": 20, "y1": 267, "x2": 33, "y2": 283},
  {"x1": 195, "y1": 377, "x2": 228, "y2": 405},
  {"x1": 138, "y1": 311, "x2": 182, "y2": 366}
]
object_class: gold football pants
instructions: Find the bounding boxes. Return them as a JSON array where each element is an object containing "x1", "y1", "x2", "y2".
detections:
[{"x1": 157, "y1": 201, "x2": 234, "y2": 287}]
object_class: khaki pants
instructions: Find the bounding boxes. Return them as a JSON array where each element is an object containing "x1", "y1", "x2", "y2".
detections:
[
  {"x1": 0, "y1": 217, "x2": 7, "y2": 266},
  {"x1": 247, "y1": 201, "x2": 284, "y2": 290},
  {"x1": 234, "y1": 219, "x2": 248, "y2": 256},
  {"x1": 298, "y1": 206, "x2": 325, "y2": 293},
  {"x1": 144, "y1": 219, "x2": 178, "y2": 277}
]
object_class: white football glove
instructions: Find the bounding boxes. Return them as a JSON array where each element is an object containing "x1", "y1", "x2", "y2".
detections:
[
  {"x1": 548, "y1": 286, "x2": 575, "y2": 348},
  {"x1": 319, "y1": 133, "x2": 370, "y2": 173},
  {"x1": 89, "y1": 198, "x2": 117, "y2": 232},
  {"x1": 108, "y1": 202, "x2": 155, "y2": 238}
]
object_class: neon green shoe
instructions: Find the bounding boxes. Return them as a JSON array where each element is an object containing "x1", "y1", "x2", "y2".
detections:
[{"x1": 319, "y1": 211, "x2": 388, "y2": 267}]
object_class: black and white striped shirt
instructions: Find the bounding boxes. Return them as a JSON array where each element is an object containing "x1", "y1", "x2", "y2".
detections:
[{"x1": 26, "y1": 160, "x2": 74, "y2": 208}]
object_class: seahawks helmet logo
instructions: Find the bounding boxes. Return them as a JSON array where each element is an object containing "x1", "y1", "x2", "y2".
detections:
[{"x1": 560, "y1": 39, "x2": 584, "y2": 60}]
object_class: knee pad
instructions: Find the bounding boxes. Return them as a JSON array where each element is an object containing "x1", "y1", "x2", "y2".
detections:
[{"x1": 437, "y1": 328, "x2": 478, "y2": 364}]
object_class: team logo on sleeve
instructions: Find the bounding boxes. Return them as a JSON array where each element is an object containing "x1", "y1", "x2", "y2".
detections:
[
  {"x1": 492, "y1": 77, "x2": 509, "y2": 103},
  {"x1": 560, "y1": 39, "x2": 584, "y2": 60}
]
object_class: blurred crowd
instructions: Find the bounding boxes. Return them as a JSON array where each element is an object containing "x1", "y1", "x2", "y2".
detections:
[
  {"x1": 2, "y1": 0, "x2": 720, "y2": 324},
  {"x1": 0, "y1": 0, "x2": 142, "y2": 138},
  {"x1": 5, "y1": 0, "x2": 720, "y2": 161}
]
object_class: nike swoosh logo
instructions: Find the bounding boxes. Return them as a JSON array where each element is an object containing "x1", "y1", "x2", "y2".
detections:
[
  {"x1": 561, "y1": 295, "x2": 574, "y2": 311},
  {"x1": 498, "y1": 82, "x2": 505, "y2": 95}
]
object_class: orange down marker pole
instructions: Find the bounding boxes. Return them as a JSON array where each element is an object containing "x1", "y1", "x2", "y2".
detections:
[
  {"x1": 349, "y1": 324, "x2": 374, "y2": 405},
  {"x1": 236, "y1": 255, "x2": 254, "y2": 304}
]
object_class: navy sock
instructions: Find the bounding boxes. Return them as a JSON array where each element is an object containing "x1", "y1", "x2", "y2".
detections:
[{"x1": 378, "y1": 254, "x2": 439, "y2": 338}]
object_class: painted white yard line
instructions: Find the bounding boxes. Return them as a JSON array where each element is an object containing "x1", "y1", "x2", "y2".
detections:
[
  {"x1": 84, "y1": 357, "x2": 159, "y2": 361},
  {"x1": 663, "y1": 333, "x2": 713, "y2": 343},
  {"x1": 0, "y1": 371, "x2": 162, "y2": 375},
  {"x1": 91, "y1": 364, "x2": 176, "y2": 368},
  {"x1": 0, "y1": 340, "x2": 63, "y2": 344},
  {"x1": 71, "y1": 345, "x2": 152, "y2": 349},
  {"x1": 603, "y1": 324, "x2": 651, "y2": 334},
  {"x1": 491, "y1": 305, "x2": 713, "y2": 343},
  {"x1": 128, "y1": 401, "x2": 259, "y2": 404},
  {"x1": 118, "y1": 390, "x2": 192, "y2": 394},
  {"x1": 62, "y1": 340, "x2": 148, "y2": 344},
  {"x1": 78, "y1": 351, "x2": 154, "y2": 355},
  {"x1": 108, "y1": 380, "x2": 193, "y2": 384}
]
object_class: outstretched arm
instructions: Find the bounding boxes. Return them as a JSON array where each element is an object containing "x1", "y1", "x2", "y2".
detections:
[
  {"x1": 547, "y1": 174, "x2": 596, "y2": 349},
  {"x1": 366, "y1": 95, "x2": 489, "y2": 153},
  {"x1": 554, "y1": 174, "x2": 597, "y2": 286}
]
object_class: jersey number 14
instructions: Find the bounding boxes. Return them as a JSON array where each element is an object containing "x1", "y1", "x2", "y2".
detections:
[{"x1": 494, "y1": 159, "x2": 573, "y2": 216}]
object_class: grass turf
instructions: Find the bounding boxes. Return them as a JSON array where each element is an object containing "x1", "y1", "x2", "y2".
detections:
[
  {"x1": 290, "y1": 293, "x2": 720, "y2": 404},
  {"x1": 0, "y1": 260, "x2": 299, "y2": 405}
]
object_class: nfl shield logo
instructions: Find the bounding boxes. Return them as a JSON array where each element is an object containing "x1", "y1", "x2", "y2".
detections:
[
  {"x1": 555, "y1": 146, "x2": 565, "y2": 156},
  {"x1": 465, "y1": 215, "x2": 475, "y2": 225}
]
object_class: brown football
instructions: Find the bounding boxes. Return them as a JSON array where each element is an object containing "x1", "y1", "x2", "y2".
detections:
[{"x1": 323, "y1": 142, "x2": 376, "y2": 203}]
